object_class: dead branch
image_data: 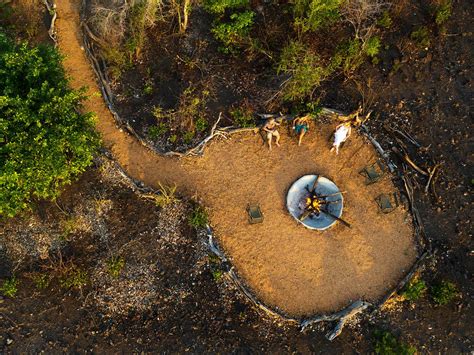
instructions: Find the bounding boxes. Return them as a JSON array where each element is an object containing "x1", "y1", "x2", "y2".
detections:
[
  {"x1": 425, "y1": 164, "x2": 441, "y2": 194},
  {"x1": 43, "y1": 0, "x2": 57, "y2": 45},
  {"x1": 391, "y1": 147, "x2": 429, "y2": 176}
]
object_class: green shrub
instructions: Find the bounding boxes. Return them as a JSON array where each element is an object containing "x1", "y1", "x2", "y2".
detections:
[
  {"x1": 195, "y1": 116, "x2": 208, "y2": 132},
  {"x1": 411, "y1": 26, "x2": 431, "y2": 47},
  {"x1": 431, "y1": 280, "x2": 458, "y2": 305},
  {"x1": 107, "y1": 256, "x2": 125, "y2": 278},
  {"x1": 212, "y1": 11, "x2": 255, "y2": 53},
  {"x1": 169, "y1": 134, "x2": 178, "y2": 143},
  {"x1": 364, "y1": 36, "x2": 381, "y2": 57},
  {"x1": 373, "y1": 329, "x2": 417, "y2": 355},
  {"x1": 230, "y1": 107, "x2": 255, "y2": 127},
  {"x1": 435, "y1": 0, "x2": 452, "y2": 25},
  {"x1": 153, "y1": 182, "x2": 179, "y2": 207},
  {"x1": 0, "y1": 31, "x2": 99, "y2": 217},
  {"x1": 203, "y1": 0, "x2": 249, "y2": 15},
  {"x1": 183, "y1": 130, "x2": 195, "y2": 144},
  {"x1": 212, "y1": 269, "x2": 223, "y2": 281},
  {"x1": 293, "y1": 0, "x2": 343, "y2": 33},
  {"x1": 33, "y1": 273, "x2": 51, "y2": 290},
  {"x1": 278, "y1": 40, "x2": 329, "y2": 101},
  {"x1": 1, "y1": 277, "x2": 19, "y2": 298},
  {"x1": 189, "y1": 205, "x2": 208, "y2": 228},
  {"x1": 377, "y1": 10, "x2": 392, "y2": 28},
  {"x1": 402, "y1": 277, "x2": 427, "y2": 301},
  {"x1": 330, "y1": 38, "x2": 364, "y2": 75},
  {"x1": 60, "y1": 267, "x2": 88, "y2": 289},
  {"x1": 148, "y1": 123, "x2": 168, "y2": 140},
  {"x1": 143, "y1": 82, "x2": 153, "y2": 95}
]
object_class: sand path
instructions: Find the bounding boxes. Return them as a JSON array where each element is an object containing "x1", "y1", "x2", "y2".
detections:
[{"x1": 56, "y1": 0, "x2": 417, "y2": 316}]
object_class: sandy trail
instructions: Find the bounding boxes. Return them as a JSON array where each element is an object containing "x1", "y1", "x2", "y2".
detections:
[{"x1": 56, "y1": 0, "x2": 417, "y2": 316}]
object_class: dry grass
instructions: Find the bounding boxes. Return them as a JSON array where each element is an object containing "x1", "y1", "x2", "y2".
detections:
[{"x1": 10, "y1": 0, "x2": 43, "y2": 39}]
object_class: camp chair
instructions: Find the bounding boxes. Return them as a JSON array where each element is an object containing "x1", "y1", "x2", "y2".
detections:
[
  {"x1": 359, "y1": 160, "x2": 386, "y2": 185},
  {"x1": 247, "y1": 203, "x2": 264, "y2": 224},
  {"x1": 375, "y1": 193, "x2": 399, "y2": 214}
]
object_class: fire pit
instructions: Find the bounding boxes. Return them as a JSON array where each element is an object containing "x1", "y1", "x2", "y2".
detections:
[{"x1": 286, "y1": 175, "x2": 346, "y2": 230}]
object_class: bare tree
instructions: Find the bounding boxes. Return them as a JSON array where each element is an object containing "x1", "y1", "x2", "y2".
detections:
[{"x1": 340, "y1": 0, "x2": 390, "y2": 42}]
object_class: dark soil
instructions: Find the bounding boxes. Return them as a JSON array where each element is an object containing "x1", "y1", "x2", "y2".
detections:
[{"x1": 1, "y1": 0, "x2": 473, "y2": 353}]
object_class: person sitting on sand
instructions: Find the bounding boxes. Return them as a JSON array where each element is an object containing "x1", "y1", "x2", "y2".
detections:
[
  {"x1": 292, "y1": 115, "x2": 311, "y2": 146},
  {"x1": 263, "y1": 117, "x2": 281, "y2": 150},
  {"x1": 330, "y1": 122, "x2": 352, "y2": 155}
]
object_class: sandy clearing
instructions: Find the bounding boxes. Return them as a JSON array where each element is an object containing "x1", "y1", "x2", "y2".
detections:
[{"x1": 56, "y1": 0, "x2": 417, "y2": 316}]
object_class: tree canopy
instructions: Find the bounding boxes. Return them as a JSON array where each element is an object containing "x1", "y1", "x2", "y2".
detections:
[{"x1": 0, "y1": 31, "x2": 99, "y2": 217}]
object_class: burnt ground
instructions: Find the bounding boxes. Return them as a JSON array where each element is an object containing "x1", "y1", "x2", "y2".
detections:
[{"x1": 0, "y1": 0, "x2": 473, "y2": 353}]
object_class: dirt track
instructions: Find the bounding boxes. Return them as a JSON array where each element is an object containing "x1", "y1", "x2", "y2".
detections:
[{"x1": 56, "y1": 0, "x2": 417, "y2": 316}]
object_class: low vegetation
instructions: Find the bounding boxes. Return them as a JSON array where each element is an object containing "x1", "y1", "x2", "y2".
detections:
[
  {"x1": 59, "y1": 265, "x2": 89, "y2": 290},
  {"x1": 401, "y1": 277, "x2": 427, "y2": 301},
  {"x1": 1, "y1": 277, "x2": 19, "y2": 298},
  {"x1": 189, "y1": 205, "x2": 208, "y2": 228},
  {"x1": 373, "y1": 329, "x2": 417, "y2": 355},
  {"x1": 107, "y1": 256, "x2": 126, "y2": 278},
  {"x1": 431, "y1": 280, "x2": 458, "y2": 305}
]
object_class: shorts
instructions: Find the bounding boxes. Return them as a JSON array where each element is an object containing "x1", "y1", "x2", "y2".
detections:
[
  {"x1": 295, "y1": 124, "x2": 308, "y2": 134},
  {"x1": 266, "y1": 130, "x2": 279, "y2": 139}
]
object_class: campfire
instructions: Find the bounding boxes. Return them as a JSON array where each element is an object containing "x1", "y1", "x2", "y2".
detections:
[{"x1": 287, "y1": 175, "x2": 349, "y2": 230}]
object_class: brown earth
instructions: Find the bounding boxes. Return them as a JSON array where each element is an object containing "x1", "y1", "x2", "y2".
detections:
[{"x1": 56, "y1": 0, "x2": 416, "y2": 316}]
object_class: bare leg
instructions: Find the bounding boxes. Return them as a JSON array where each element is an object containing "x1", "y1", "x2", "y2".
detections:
[
  {"x1": 275, "y1": 131, "x2": 281, "y2": 147},
  {"x1": 298, "y1": 131, "x2": 305, "y2": 146},
  {"x1": 267, "y1": 136, "x2": 272, "y2": 150}
]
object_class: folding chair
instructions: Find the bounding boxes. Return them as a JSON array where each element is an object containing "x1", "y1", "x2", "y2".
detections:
[
  {"x1": 375, "y1": 193, "x2": 399, "y2": 214},
  {"x1": 247, "y1": 204, "x2": 264, "y2": 224},
  {"x1": 359, "y1": 160, "x2": 386, "y2": 185}
]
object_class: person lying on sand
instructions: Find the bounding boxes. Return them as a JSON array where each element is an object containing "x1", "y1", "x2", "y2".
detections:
[
  {"x1": 330, "y1": 122, "x2": 352, "y2": 155},
  {"x1": 292, "y1": 115, "x2": 311, "y2": 146},
  {"x1": 263, "y1": 118, "x2": 281, "y2": 150}
]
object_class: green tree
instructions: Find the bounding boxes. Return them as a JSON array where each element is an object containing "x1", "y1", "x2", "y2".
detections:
[
  {"x1": 293, "y1": 0, "x2": 344, "y2": 33},
  {"x1": 0, "y1": 32, "x2": 99, "y2": 217}
]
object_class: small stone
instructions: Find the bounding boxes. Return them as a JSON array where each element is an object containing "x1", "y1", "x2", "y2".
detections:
[{"x1": 6, "y1": 339, "x2": 13, "y2": 345}]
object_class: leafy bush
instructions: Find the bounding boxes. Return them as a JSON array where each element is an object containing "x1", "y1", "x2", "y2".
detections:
[
  {"x1": 377, "y1": 10, "x2": 392, "y2": 28},
  {"x1": 402, "y1": 277, "x2": 427, "y2": 301},
  {"x1": 107, "y1": 256, "x2": 125, "y2": 278},
  {"x1": 373, "y1": 329, "x2": 417, "y2": 355},
  {"x1": 434, "y1": 0, "x2": 452, "y2": 25},
  {"x1": 293, "y1": 0, "x2": 343, "y2": 33},
  {"x1": 411, "y1": 26, "x2": 431, "y2": 47},
  {"x1": 59, "y1": 266, "x2": 88, "y2": 289},
  {"x1": 189, "y1": 205, "x2": 208, "y2": 228},
  {"x1": 195, "y1": 116, "x2": 208, "y2": 132},
  {"x1": 278, "y1": 41, "x2": 329, "y2": 101},
  {"x1": 230, "y1": 107, "x2": 255, "y2": 127},
  {"x1": 1, "y1": 277, "x2": 19, "y2": 298},
  {"x1": 364, "y1": 36, "x2": 381, "y2": 57},
  {"x1": 431, "y1": 280, "x2": 458, "y2": 305},
  {"x1": 330, "y1": 38, "x2": 364, "y2": 75},
  {"x1": 212, "y1": 11, "x2": 255, "y2": 53},
  {"x1": 0, "y1": 32, "x2": 99, "y2": 217},
  {"x1": 203, "y1": 0, "x2": 249, "y2": 15},
  {"x1": 32, "y1": 273, "x2": 51, "y2": 290},
  {"x1": 183, "y1": 130, "x2": 195, "y2": 144},
  {"x1": 148, "y1": 123, "x2": 168, "y2": 140}
]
